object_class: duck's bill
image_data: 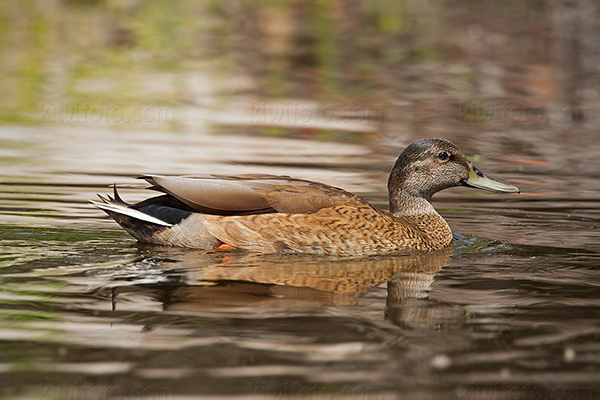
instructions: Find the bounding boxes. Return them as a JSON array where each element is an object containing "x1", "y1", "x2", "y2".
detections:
[{"x1": 461, "y1": 162, "x2": 520, "y2": 194}]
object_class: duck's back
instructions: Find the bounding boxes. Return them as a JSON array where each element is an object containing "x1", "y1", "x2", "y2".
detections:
[{"x1": 141, "y1": 174, "x2": 363, "y2": 215}]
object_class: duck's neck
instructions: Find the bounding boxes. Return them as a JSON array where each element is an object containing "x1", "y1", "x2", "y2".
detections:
[
  {"x1": 388, "y1": 191, "x2": 453, "y2": 250},
  {"x1": 389, "y1": 190, "x2": 436, "y2": 217}
]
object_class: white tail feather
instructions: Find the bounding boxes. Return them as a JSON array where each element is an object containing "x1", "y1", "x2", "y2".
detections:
[{"x1": 90, "y1": 200, "x2": 173, "y2": 227}]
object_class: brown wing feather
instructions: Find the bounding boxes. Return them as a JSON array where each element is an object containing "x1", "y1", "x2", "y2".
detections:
[
  {"x1": 140, "y1": 174, "x2": 362, "y2": 215},
  {"x1": 142, "y1": 175, "x2": 273, "y2": 214}
]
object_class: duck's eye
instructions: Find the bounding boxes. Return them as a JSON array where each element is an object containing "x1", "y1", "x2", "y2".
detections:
[{"x1": 438, "y1": 151, "x2": 449, "y2": 161}]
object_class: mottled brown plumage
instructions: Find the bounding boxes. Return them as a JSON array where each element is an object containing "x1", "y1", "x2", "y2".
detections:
[{"x1": 92, "y1": 138, "x2": 519, "y2": 256}]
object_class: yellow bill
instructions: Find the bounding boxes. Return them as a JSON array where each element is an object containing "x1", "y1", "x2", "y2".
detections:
[{"x1": 461, "y1": 162, "x2": 520, "y2": 193}]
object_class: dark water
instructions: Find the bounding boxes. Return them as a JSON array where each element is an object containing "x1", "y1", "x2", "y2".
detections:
[{"x1": 2, "y1": 1, "x2": 600, "y2": 399}]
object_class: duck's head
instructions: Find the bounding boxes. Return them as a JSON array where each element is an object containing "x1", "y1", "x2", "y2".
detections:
[{"x1": 388, "y1": 138, "x2": 519, "y2": 213}]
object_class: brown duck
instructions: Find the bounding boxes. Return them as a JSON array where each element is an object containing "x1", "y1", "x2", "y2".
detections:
[{"x1": 92, "y1": 138, "x2": 519, "y2": 256}]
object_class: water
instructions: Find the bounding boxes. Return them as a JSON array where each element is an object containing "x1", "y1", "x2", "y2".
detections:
[
  {"x1": 2, "y1": 126, "x2": 598, "y2": 400},
  {"x1": 2, "y1": 1, "x2": 600, "y2": 399}
]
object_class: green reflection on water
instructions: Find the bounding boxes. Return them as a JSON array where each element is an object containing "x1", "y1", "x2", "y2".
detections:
[
  {"x1": 2, "y1": 311, "x2": 60, "y2": 323},
  {"x1": 0, "y1": 0, "x2": 451, "y2": 129},
  {"x1": 0, "y1": 226, "x2": 133, "y2": 273}
]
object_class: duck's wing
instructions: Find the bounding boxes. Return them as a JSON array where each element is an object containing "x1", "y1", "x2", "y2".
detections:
[{"x1": 140, "y1": 174, "x2": 363, "y2": 216}]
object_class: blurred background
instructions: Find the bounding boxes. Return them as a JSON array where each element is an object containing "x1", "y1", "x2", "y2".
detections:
[
  {"x1": 1, "y1": 1, "x2": 600, "y2": 399},
  {"x1": 2, "y1": 0, "x2": 599, "y2": 144}
]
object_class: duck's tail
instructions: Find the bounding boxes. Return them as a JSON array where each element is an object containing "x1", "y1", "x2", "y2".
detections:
[
  {"x1": 90, "y1": 185, "x2": 221, "y2": 249},
  {"x1": 91, "y1": 185, "x2": 174, "y2": 227},
  {"x1": 90, "y1": 185, "x2": 177, "y2": 245}
]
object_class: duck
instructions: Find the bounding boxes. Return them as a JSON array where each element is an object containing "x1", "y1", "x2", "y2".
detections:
[{"x1": 91, "y1": 138, "x2": 519, "y2": 256}]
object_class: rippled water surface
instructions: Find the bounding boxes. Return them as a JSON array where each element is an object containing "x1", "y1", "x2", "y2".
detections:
[
  {"x1": 2, "y1": 1, "x2": 600, "y2": 399},
  {"x1": 2, "y1": 125, "x2": 599, "y2": 400}
]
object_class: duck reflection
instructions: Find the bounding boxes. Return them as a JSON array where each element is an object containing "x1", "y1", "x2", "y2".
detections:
[{"x1": 112, "y1": 246, "x2": 465, "y2": 329}]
